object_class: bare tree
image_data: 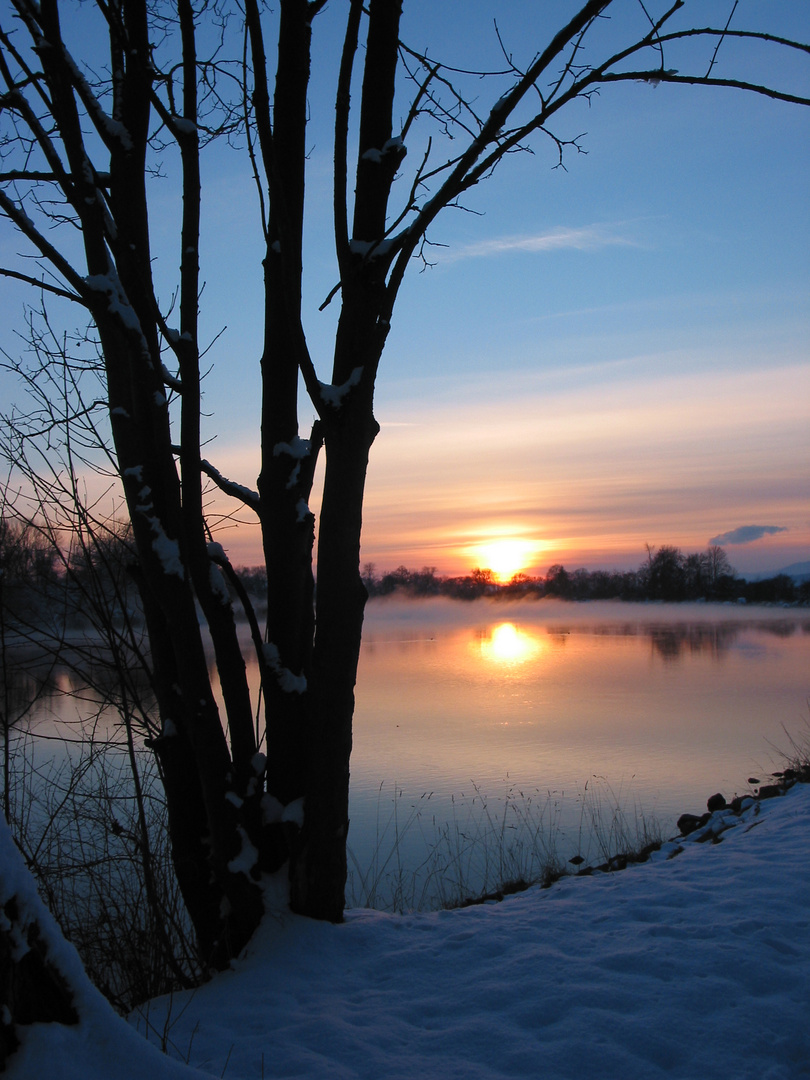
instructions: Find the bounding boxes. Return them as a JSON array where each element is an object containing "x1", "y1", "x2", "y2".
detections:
[
  {"x1": 1, "y1": 382, "x2": 202, "y2": 1006},
  {"x1": 1, "y1": 0, "x2": 807, "y2": 966},
  {"x1": 703, "y1": 545, "x2": 734, "y2": 590}
]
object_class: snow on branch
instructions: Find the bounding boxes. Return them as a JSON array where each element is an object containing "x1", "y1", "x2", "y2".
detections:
[
  {"x1": 200, "y1": 458, "x2": 260, "y2": 513},
  {"x1": 160, "y1": 364, "x2": 183, "y2": 393},
  {"x1": 38, "y1": 22, "x2": 135, "y2": 153}
]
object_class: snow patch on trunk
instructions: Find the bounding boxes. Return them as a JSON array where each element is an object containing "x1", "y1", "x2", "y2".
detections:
[
  {"x1": 140, "y1": 514, "x2": 184, "y2": 579},
  {"x1": 262, "y1": 643, "x2": 307, "y2": 694},
  {"x1": 319, "y1": 366, "x2": 363, "y2": 408},
  {"x1": 85, "y1": 272, "x2": 143, "y2": 335},
  {"x1": 209, "y1": 562, "x2": 231, "y2": 605},
  {"x1": 227, "y1": 826, "x2": 258, "y2": 878},
  {"x1": 281, "y1": 797, "x2": 305, "y2": 828},
  {"x1": 272, "y1": 437, "x2": 310, "y2": 490}
]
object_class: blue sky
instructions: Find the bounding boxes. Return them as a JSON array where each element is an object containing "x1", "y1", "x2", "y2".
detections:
[{"x1": 1, "y1": 1, "x2": 808, "y2": 576}]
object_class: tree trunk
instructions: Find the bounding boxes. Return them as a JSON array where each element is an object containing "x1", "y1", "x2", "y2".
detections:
[{"x1": 290, "y1": 433, "x2": 374, "y2": 919}]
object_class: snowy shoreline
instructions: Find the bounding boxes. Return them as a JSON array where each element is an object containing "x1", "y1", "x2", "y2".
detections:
[{"x1": 5, "y1": 777, "x2": 809, "y2": 1080}]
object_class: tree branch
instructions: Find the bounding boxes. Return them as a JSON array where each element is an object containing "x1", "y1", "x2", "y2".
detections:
[
  {"x1": 334, "y1": 0, "x2": 363, "y2": 280},
  {"x1": 0, "y1": 267, "x2": 82, "y2": 302},
  {"x1": 599, "y1": 71, "x2": 810, "y2": 107},
  {"x1": 0, "y1": 189, "x2": 92, "y2": 300},
  {"x1": 199, "y1": 459, "x2": 261, "y2": 515},
  {"x1": 11, "y1": 0, "x2": 134, "y2": 156}
]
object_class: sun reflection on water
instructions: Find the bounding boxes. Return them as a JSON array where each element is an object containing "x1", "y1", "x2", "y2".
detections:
[{"x1": 475, "y1": 622, "x2": 543, "y2": 665}]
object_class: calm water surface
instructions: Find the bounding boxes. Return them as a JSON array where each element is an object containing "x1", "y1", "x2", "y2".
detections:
[
  {"x1": 345, "y1": 599, "x2": 809, "y2": 898},
  {"x1": 16, "y1": 599, "x2": 810, "y2": 907}
]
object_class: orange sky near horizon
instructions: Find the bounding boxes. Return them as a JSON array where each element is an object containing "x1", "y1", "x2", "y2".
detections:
[{"x1": 207, "y1": 357, "x2": 809, "y2": 580}]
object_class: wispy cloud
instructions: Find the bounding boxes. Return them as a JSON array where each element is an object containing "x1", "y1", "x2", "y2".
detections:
[
  {"x1": 709, "y1": 525, "x2": 788, "y2": 546},
  {"x1": 446, "y1": 224, "x2": 638, "y2": 262}
]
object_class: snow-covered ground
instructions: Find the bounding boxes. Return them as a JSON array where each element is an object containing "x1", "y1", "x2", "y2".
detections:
[{"x1": 6, "y1": 783, "x2": 810, "y2": 1080}]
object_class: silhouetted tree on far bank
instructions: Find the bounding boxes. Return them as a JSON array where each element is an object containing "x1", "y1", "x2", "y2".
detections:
[
  {"x1": 360, "y1": 543, "x2": 806, "y2": 607},
  {"x1": 743, "y1": 574, "x2": 797, "y2": 605},
  {"x1": 544, "y1": 564, "x2": 572, "y2": 599},
  {"x1": 0, "y1": 518, "x2": 61, "y2": 624}
]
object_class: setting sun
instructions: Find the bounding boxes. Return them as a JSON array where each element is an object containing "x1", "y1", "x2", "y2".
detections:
[{"x1": 469, "y1": 538, "x2": 540, "y2": 583}]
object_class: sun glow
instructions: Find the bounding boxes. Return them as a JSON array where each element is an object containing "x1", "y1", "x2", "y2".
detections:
[{"x1": 469, "y1": 537, "x2": 540, "y2": 582}]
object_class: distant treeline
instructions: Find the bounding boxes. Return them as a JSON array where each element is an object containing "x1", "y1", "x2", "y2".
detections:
[
  {"x1": 0, "y1": 516, "x2": 140, "y2": 632},
  {"x1": 3, "y1": 520, "x2": 805, "y2": 631},
  {"x1": 359, "y1": 545, "x2": 809, "y2": 606}
]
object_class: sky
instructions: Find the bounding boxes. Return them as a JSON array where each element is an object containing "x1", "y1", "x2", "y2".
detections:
[{"x1": 1, "y1": 0, "x2": 808, "y2": 578}]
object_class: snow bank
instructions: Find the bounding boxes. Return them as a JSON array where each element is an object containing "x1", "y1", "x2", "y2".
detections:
[
  {"x1": 6, "y1": 784, "x2": 810, "y2": 1079},
  {"x1": 135, "y1": 783, "x2": 808, "y2": 1080},
  {"x1": 1, "y1": 819, "x2": 205, "y2": 1080}
]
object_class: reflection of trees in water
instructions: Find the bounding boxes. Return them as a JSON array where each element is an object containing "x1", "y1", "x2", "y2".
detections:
[
  {"x1": 646, "y1": 624, "x2": 742, "y2": 662},
  {"x1": 543, "y1": 618, "x2": 803, "y2": 663},
  {"x1": 55, "y1": 647, "x2": 156, "y2": 712},
  {"x1": 543, "y1": 630, "x2": 571, "y2": 650},
  {"x1": 2, "y1": 663, "x2": 57, "y2": 724},
  {"x1": 364, "y1": 616, "x2": 810, "y2": 668},
  {"x1": 1, "y1": 642, "x2": 66, "y2": 736},
  {"x1": 2, "y1": 635, "x2": 185, "y2": 1009},
  {"x1": 2, "y1": 638, "x2": 157, "y2": 734},
  {"x1": 646, "y1": 619, "x2": 802, "y2": 662}
]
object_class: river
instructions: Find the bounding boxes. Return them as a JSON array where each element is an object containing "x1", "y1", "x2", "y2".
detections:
[
  {"x1": 10, "y1": 598, "x2": 810, "y2": 910},
  {"x1": 345, "y1": 598, "x2": 809, "y2": 906}
]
